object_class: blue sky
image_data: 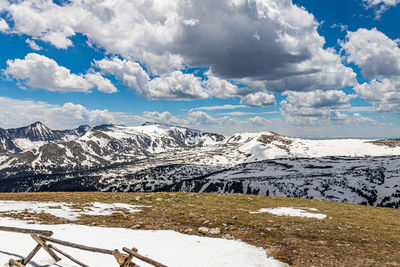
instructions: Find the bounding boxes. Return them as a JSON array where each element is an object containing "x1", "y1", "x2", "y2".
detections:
[{"x1": 0, "y1": 0, "x2": 399, "y2": 137}]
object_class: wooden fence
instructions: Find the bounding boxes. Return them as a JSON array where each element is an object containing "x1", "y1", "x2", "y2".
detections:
[{"x1": 0, "y1": 226, "x2": 167, "y2": 267}]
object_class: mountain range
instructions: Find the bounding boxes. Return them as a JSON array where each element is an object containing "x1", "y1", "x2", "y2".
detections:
[{"x1": 0, "y1": 121, "x2": 399, "y2": 208}]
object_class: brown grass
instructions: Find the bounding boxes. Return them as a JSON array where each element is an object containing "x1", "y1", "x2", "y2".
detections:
[{"x1": 0, "y1": 192, "x2": 399, "y2": 266}]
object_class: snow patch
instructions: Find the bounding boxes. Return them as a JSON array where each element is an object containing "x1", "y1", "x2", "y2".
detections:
[
  {"x1": 0, "y1": 201, "x2": 144, "y2": 221},
  {"x1": 13, "y1": 138, "x2": 48, "y2": 151},
  {"x1": 250, "y1": 207, "x2": 327, "y2": 219}
]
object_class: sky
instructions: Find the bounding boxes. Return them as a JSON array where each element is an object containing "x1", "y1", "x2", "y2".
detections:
[{"x1": 0, "y1": 0, "x2": 399, "y2": 137}]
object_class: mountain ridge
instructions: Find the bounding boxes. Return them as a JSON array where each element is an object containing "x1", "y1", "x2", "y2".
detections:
[{"x1": 0, "y1": 121, "x2": 399, "y2": 208}]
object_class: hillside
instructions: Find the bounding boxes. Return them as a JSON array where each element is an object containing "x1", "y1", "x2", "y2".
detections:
[{"x1": 0, "y1": 192, "x2": 399, "y2": 266}]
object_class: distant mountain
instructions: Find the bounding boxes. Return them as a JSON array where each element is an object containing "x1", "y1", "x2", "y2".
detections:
[
  {"x1": 0, "y1": 122, "x2": 91, "y2": 153},
  {"x1": 0, "y1": 121, "x2": 399, "y2": 208}
]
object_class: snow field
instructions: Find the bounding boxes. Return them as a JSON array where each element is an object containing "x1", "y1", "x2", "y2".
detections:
[{"x1": 0, "y1": 217, "x2": 286, "y2": 267}]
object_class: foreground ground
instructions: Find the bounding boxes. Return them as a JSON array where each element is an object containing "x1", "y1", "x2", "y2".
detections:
[{"x1": 0, "y1": 192, "x2": 399, "y2": 266}]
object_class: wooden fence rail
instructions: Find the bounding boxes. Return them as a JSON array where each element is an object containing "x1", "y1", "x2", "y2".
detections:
[
  {"x1": 0, "y1": 226, "x2": 53, "y2": 236},
  {"x1": 0, "y1": 225, "x2": 167, "y2": 267}
]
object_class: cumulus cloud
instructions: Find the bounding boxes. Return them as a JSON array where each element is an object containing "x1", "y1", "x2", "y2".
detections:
[
  {"x1": 95, "y1": 57, "x2": 208, "y2": 100},
  {"x1": 284, "y1": 90, "x2": 355, "y2": 109},
  {"x1": 84, "y1": 72, "x2": 118, "y2": 93},
  {"x1": 342, "y1": 28, "x2": 400, "y2": 113},
  {"x1": 1, "y1": 0, "x2": 355, "y2": 96},
  {"x1": 342, "y1": 28, "x2": 400, "y2": 79},
  {"x1": 0, "y1": 0, "x2": 8, "y2": 11},
  {"x1": 25, "y1": 39, "x2": 42, "y2": 51},
  {"x1": 94, "y1": 57, "x2": 149, "y2": 92},
  {"x1": 279, "y1": 90, "x2": 376, "y2": 125},
  {"x1": 354, "y1": 78, "x2": 400, "y2": 113},
  {"x1": 240, "y1": 92, "x2": 276, "y2": 107},
  {"x1": 188, "y1": 110, "x2": 220, "y2": 125},
  {"x1": 4, "y1": 53, "x2": 116, "y2": 93},
  {"x1": 204, "y1": 70, "x2": 239, "y2": 98},
  {"x1": 143, "y1": 110, "x2": 273, "y2": 132},
  {"x1": 147, "y1": 71, "x2": 208, "y2": 100},
  {"x1": 95, "y1": 57, "x2": 242, "y2": 100},
  {"x1": 5, "y1": 53, "x2": 92, "y2": 92},
  {"x1": 174, "y1": 0, "x2": 355, "y2": 90}
]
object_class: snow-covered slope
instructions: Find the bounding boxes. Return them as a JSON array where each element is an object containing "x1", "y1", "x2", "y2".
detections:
[
  {"x1": 0, "y1": 122, "x2": 91, "y2": 154},
  {"x1": 0, "y1": 122, "x2": 399, "y2": 208},
  {"x1": 232, "y1": 132, "x2": 400, "y2": 161}
]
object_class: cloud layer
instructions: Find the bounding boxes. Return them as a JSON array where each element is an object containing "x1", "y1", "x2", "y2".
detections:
[
  {"x1": 0, "y1": 97, "x2": 274, "y2": 135},
  {"x1": 0, "y1": 0, "x2": 356, "y2": 101}
]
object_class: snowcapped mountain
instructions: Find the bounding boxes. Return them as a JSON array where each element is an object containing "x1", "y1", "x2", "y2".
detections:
[
  {"x1": 0, "y1": 122, "x2": 91, "y2": 153},
  {"x1": 0, "y1": 122, "x2": 399, "y2": 208}
]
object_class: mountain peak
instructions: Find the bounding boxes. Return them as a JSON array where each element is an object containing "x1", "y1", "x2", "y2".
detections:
[
  {"x1": 28, "y1": 121, "x2": 49, "y2": 129},
  {"x1": 30, "y1": 121, "x2": 44, "y2": 126}
]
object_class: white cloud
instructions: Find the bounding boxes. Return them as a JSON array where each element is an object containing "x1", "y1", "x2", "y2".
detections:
[
  {"x1": 249, "y1": 116, "x2": 272, "y2": 126},
  {"x1": 342, "y1": 28, "x2": 400, "y2": 79},
  {"x1": 0, "y1": 0, "x2": 9, "y2": 11},
  {"x1": 0, "y1": 96, "x2": 380, "y2": 137},
  {"x1": 219, "y1": 111, "x2": 278, "y2": 116},
  {"x1": 25, "y1": 39, "x2": 42, "y2": 51},
  {"x1": 142, "y1": 110, "x2": 274, "y2": 133},
  {"x1": 279, "y1": 90, "x2": 376, "y2": 125},
  {"x1": 84, "y1": 72, "x2": 118, "y2": 93},
  {"x1": 354, "y1": 78, "x2": 400, "y2": 113},
  {"x1": 365, "y1": 0, "x2": 400, "y2": 6},
  {"x1": 5, "y1": 53, "x2": 92, "y2": 92},
  {"x1": 240, "y1": 92, "x2": 276, "y2": 107},
  {"x1": 1, "y1": 0, "x2": 356, "y2": 96},
  {"x1": 0, "y1": 97, "x2": 117, "y2": 129},
  {"x1": 195, "y1": 105, "x2": 248, "y2": 111},
  {"x1": 94, "y1": 57, "x2": 149, "y2": 90},
  {"x1": 6, "y1": 0, "x2": 78, "y2": 49},
  {"x1": 147, "y1": 71, "x2": 208, "y2": 100},
  {"x1": 351, "y1": 113, "x2": 378, "y2": 125},
  {"x1": 284, "y1": 90, "x2": 355, "y2": 109},
  {"x1": 342, "y1": 28, "x2": 400, "y2": 113},
  {"x1": 143, "y1": 111, "x2": 185, "y2": 125},
  {"x1": 0, "y1": 18, "x2": 9, "y2": 32},
  {"x1": 363, "y1": 0, "x2": 400, "y2": 17},
  {"x1": 0, "y1": 95, "x2": 275, "y2": 134},
  {"x1": 204, "y1": 71, "x2": 239, "y2": 98},
  {"x1": 95, "y1": 57, "x2": 208, "y2": 100},
  {"x1": 188, "y1": 110, "x2": 220, "y2": 125},
  {"x1": 331, "y1": 23, "x2": 348, "y2": 32},
  {"x1": 4, "y1": 53, "x2": 116, "y2": 93}
]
